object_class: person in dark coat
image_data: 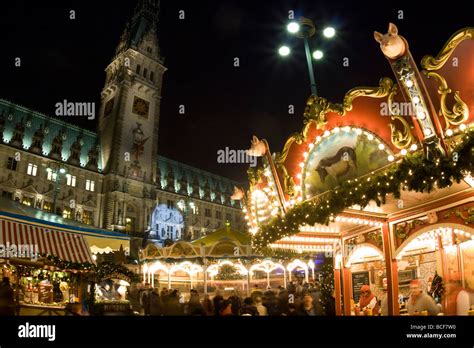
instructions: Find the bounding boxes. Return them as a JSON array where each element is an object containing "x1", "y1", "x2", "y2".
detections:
[
  {"x1": 263, "y1": 290, "x2": 280, "y2": 316},
  {"x1": 286, "y1": 303, "x2": 298, "y2": 316},
  {"x1": 186, "y1": 290, "x2": 204, "y2": 315},
  {"x1": 277, "y1": 288, "x2": 290, "y2": 315},
  {"x1": 213, "y1": 290, "x2": 224, "y2": 316},
  {"x1": 0, "y1": 277, "x2": 15, "y2": 316},
  {"x1": 323, "y1": 290, "x2": 336, "y2": 316},
  {"x1": 140, "y1": 283, "x2": 151, "y2": 316},
  {"x1": 201, "y1": 293, "x2": 214, "y2": 316},
  {"x1": 309, "y1": 284, "x2": 324, "y2": 315},
  {"x1": 163, "y1": 290, "x2": 184, "y2": 316},
  {"x1": 149, "y1": 288, "x2": 163, "y2": 315},
  {"x1": 298, "y1": 294, "x2": 317, "y2": 316},
  {"x1": 228, "y1": 290, "x2": 242, "y2": 316},
  {"x1": 241, "y1": 297, "x2": 259, "y2": 316},
  {"x1": 287, "y1": 281, "x2": 296, "y2": 295}
]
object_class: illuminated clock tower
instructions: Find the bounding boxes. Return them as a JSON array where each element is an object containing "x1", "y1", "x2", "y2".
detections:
[
  {"x1": 98, "y1": 0, "x2": 167, "y2": 231},
  {"x1": 98, "y1": 0, "x2": 166, "y2": 181}
]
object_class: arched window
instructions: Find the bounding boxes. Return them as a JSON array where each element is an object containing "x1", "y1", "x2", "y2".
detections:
[
  {"x1": 136, "y1": 64, "x2": 141, "y2": 74},
  {"x1": 143, "y1": 68, "x2": 148, "y2": 78}
]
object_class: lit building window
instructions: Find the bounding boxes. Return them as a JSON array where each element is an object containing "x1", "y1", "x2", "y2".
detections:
[
  {"x1": 189, "y1": 202, "x2": 198, "y2": 215},
  {"x1": 27, "y1": 163, "x2": 38, "y2": 176},
  {"x1": 47, "y1": 171, "x2": 57, "y2": 182},
  {"x1": 43, "y1": 201, "x2": 52, "y2": 212},
  {"x1": 85, "y1": 179, "x2": 95, "y2": 192},
  {"x1": 82, "y1": 210, "x2": 93, "y2": 225},
  {"x1": 125, "y1": 217, "x2": 134, "y2": 233},
  {"x1": 21, "y1": 197, "x2": 34, "y2": 206},
  {"x1": 62, "y1": 207, "x2": 72, "y2": 219},
  {"x1": 66, "y1": 174, "x2": 77, "y2": 187}
]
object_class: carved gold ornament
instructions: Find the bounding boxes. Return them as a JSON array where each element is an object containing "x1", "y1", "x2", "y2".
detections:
[
  {"x1": 421, "y1": 27, "x2": 474, "y2": 71},
  {"x1": 423, "y1": 71, "x2": 469, "y2": 128},
  {"x1": 444, "y1": 206, "x2": 474, "y2": 225},
  {"x1": 387, "y1": 85, "x2": 416, "y2": 149},
  {"x1": 278, "y1": 78, "x2": 396, "y2": 164}
]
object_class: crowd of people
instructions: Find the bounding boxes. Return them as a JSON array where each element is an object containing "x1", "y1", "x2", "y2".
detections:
[{"x1": 135, "y1": 281, "x2": 336, "y2": 316}]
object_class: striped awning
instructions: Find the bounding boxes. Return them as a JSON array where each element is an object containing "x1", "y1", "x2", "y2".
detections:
[{"x1": 0, "y1": 219, "x2": 94, "y2": 264}]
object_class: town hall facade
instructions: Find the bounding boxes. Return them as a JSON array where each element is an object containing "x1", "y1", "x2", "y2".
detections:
[{"x1": 0, "y1": 0, "x2": 245, "y2": 249}]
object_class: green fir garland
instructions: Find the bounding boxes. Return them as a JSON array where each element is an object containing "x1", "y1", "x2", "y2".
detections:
[
  {"x1": 253, "y1": 130, "x2": 474, "y2": 251},
  {"x1": 43, "y1": 255, "x2": 139, "y2": 282}
]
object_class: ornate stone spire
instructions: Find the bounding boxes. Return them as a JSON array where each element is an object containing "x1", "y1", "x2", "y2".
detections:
[{"x1": 115, "y1": 0, "x2": 161, "y2": 59}]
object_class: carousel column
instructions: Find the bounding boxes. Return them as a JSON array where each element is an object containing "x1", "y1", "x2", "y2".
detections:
[
  {"x1": 437, "y1": 234, "x2": 449, "y2": 312},
  {"x1": 382, "y1": 222, "x2": 399, "y2": 315},
  {"x1": 167, "y1": 266, "x2": 172, "y2": 289},
  {"x1": 333, "y1": 242, "x2": 343, "y2": 315},
  {"x1": 246, "y1": 267, "x2": 251, "y2": 297},
  {"x1": 333, "y1": 261, "x2": 342, "y2": 316},
  {"x1": 203, "y1": 260, "x2": 208, "y2": 295},
  {"x1": 143, "y1": 263, "x2": 147, "y2": 284},
  {"x1": 342, "y1": 266, "x2": 352, "y2": 315},
  {"x1": 333, "y1": 253, "x2": 342, "y2": 315}
]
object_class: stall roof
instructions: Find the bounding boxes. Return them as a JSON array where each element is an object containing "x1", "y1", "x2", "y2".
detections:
[{"x1": 0, "y1": 198, "x2": 130, "y2": 255}]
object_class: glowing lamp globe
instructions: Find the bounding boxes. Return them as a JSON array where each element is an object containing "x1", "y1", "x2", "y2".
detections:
[
  {"x1": 287, "y1": 22, "x2": 300, "y2": 34},
  {"x1": 323, "y1": 27, "x2": 336, "y2": 38},
  {"x1": 313, "y1": 50, "x2": 324, "y2": 60},
  {"x1": 279, "y1": 46, "x2": 291, "y2": 56}
]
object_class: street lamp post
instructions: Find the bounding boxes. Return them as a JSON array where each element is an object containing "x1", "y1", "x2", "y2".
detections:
[
  {"x1": 46, "y1": 163, "x2": 67, "y2": 215},
  {"x1": 279, "y1": 17, "x2": 336, "y2": 97}
]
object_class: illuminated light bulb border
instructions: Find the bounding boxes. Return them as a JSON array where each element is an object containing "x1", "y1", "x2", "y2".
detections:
[
  {"x1": 398, "y1": 227, "x2": 473, "y2": 258},
  {"x1": 334, "y1": 216, "x2": 383, "y2": 227},
  {"x1": 252, "y1": 129, "x2": 473, "y2": 250},
  {"x1": 269, "y1": 244, "x2": 333, "y2": 252},
  {"x1": 299, "y1": 225, "x2": 340, "y2": 233},
  {"x1": 279, "y1": 236, "x2": 340, "y2": 243}
]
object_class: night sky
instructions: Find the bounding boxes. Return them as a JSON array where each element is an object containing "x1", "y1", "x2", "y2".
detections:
[{"x1": 0, "y1": 0, "x2": 471, "y2": 182}]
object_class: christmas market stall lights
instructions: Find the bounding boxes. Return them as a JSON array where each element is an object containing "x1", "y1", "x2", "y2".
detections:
[
  {"x1": 141, "y1": 223, "x2": 331, "y2": 294},
  {"x1": 236, "y1": 25, "x2": 474, "y2": 316},
  {"x1": 0, "y1": 198, "x2": 134, "y2": 315}
]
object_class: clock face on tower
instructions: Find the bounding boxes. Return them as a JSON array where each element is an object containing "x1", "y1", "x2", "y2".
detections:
[{"x1": 132, "y1": 96, "x2": 150, "y2": 118}]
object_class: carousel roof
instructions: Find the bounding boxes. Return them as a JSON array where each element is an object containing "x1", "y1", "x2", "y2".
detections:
[
  {"x1": 142, "y1": 223, "x2": 254, "y2": 260},
  {"x1": 191, "y1": 222, "x2": 251, "y2": 247}
]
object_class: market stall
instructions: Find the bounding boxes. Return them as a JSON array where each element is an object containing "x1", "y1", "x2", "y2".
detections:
[{"x1": 0, "y1": 211, "x2": 95, "y2": 315}]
